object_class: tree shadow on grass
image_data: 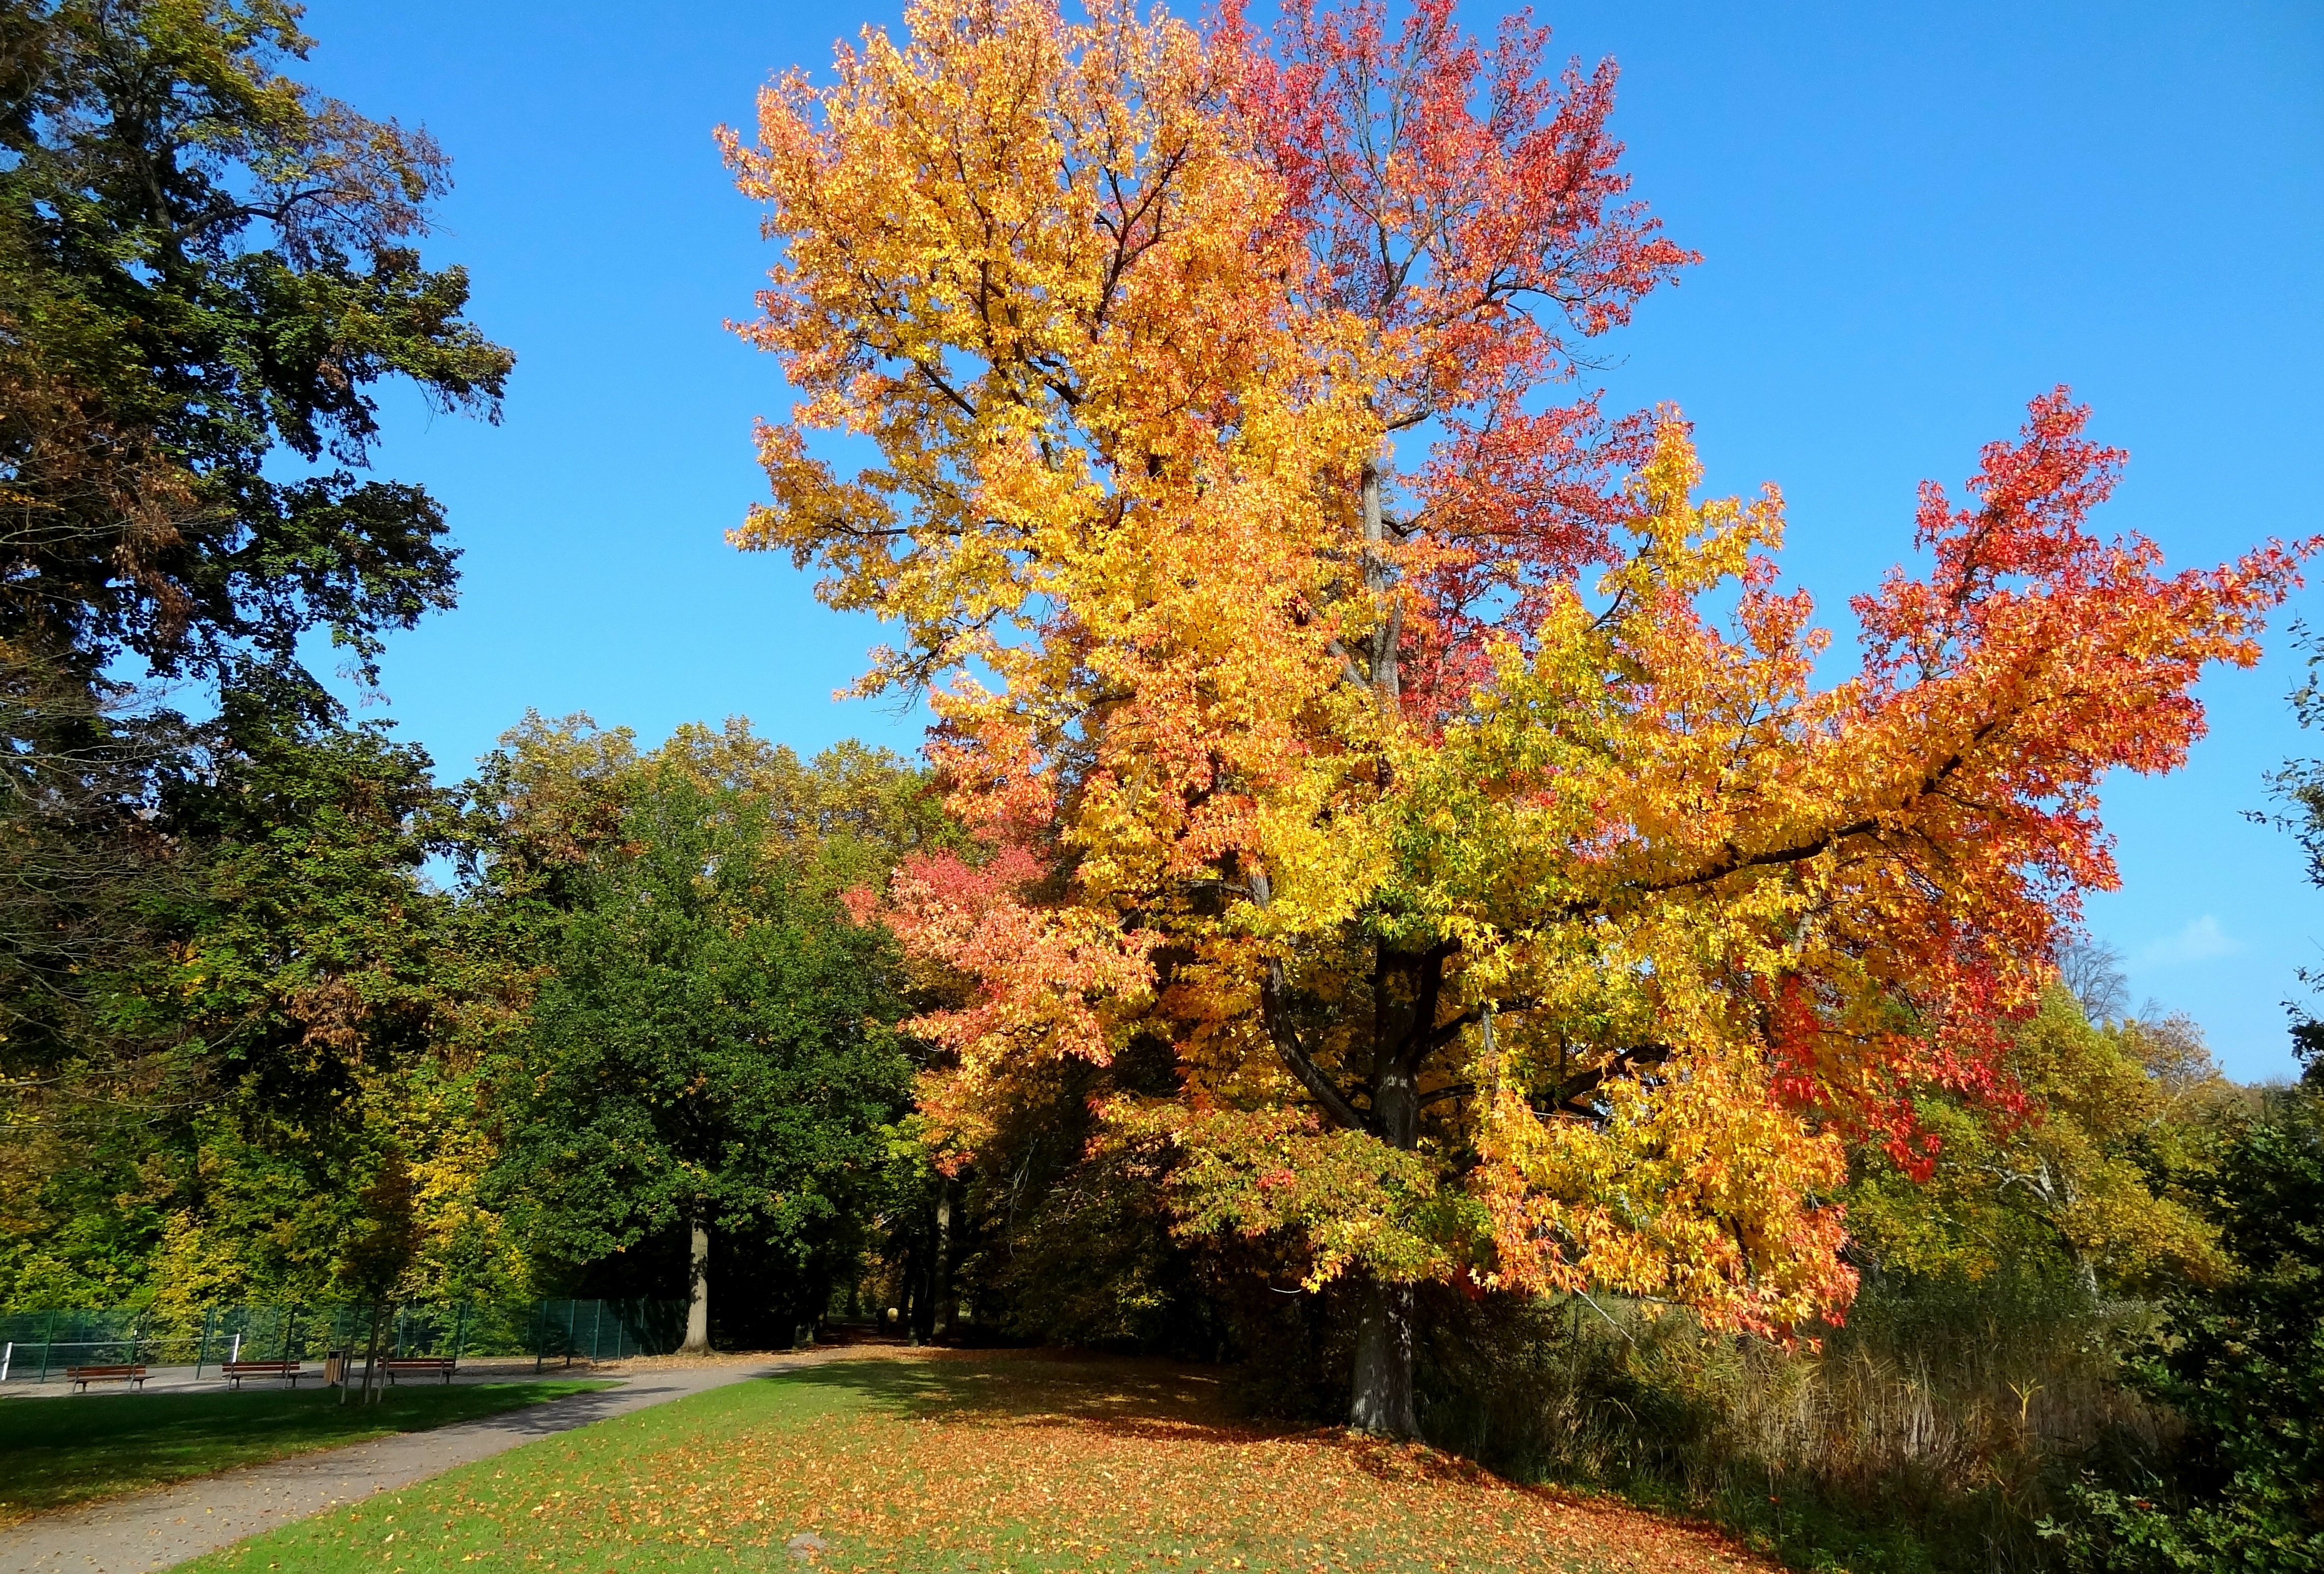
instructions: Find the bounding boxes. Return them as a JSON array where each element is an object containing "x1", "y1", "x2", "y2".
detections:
[
  {"x1": 761, "y1": 1351, "x2": 1509, "y2": 1485},
  {"x1": 768, "y1": 1350, "x2": 1257, "y2": 1435},
  {"x1": 0, "y1": 1381, "x2": 606, "y2": 1524}
]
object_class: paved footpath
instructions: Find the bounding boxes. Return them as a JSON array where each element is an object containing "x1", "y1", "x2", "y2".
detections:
[{"x1": 0, "y1": 1359, "x2": 795, "y2": 1574}]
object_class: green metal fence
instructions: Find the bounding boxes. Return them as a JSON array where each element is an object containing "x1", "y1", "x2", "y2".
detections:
[{"x1": 0, "y1": 1299, "x2": 688, "y2": 1384}]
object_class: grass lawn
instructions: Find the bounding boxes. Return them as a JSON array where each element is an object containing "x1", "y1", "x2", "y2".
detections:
[
  {"x1": 179, "y1": 1351, "x2": 1772, "y2": 1574},
  {"x1": 0, "y1": 1379, "x2": 605, "y2": 1527}
]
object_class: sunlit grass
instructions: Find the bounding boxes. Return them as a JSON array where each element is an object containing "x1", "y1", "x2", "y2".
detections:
[{"x1": 181, "y1": 1352, "x2": 1768, "y2": 1573}]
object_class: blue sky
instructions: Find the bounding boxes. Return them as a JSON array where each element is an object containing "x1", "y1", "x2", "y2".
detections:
[{"x1": 296, "y1": 0, "x2": 2323, "y2": 1079}]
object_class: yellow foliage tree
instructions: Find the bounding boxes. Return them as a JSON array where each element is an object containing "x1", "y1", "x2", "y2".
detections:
[{"x1": 725, "y1": 0, "x2": 2306, "y2": 1432}]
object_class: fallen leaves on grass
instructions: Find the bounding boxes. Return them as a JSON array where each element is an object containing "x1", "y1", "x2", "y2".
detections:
[{"x1": 365, "y1": 1350, "x2": 1773, "y2": 1573}]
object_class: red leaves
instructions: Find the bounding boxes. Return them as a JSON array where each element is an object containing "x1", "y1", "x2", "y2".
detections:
[
  {"x1": 1234, "y1": 0, "x2": 1689, "y2": 414},
  {"x1": 1921, "y1": 385, "x2": 2129, "y2": 576},
  {"x1": 739, "y1": 0, "x2": 2315, "y2": 1345},
  {"x1": 1225, "y1": 0, "x2": 1695, "y2": 721}
]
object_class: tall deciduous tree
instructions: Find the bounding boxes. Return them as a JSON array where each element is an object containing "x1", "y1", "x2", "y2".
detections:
[
  {"x1": 728, "y1": 0, "x2": 2308, "y2": 1433},
  {"x1": 480, "y1": 718, "x2": 933, "y2": 1347},
  {"x1": 0, "y1": 0, "x2": 510, "y2": 699},
  {"x1": 1, "y1": 0, "x2": 510, "y2": 1115}
]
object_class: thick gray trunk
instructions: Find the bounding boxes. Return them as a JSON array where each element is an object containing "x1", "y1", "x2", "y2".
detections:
[
  {"x1": 1349, "y1": 1276, "x2": 1418, "y2": 1437},
  {"x1": 680, "y1": 1222, "x2": 711, "y2": 1353},
  {"x1": 1349, "y1": 1068, "x2": 1420, "y2": 1435}
]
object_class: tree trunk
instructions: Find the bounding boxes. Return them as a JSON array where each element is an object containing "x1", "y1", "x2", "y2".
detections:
[
  {"x1": 1349, "y1": 1066, "x2": 1421, "y2": 1436},
  {"x1": 1359, "y1": 456, "x2": 1401, "y2": 703},
  {"x1": 680, "y1": 1222, "x2": 711, "y2": 1354},
  {"x1": 934, "y1": 1181, "x2": 956, "y2": 1338},
  {"x1": 1349, "y1": 1275, "x2": 1418, "y2": 1437},
  {"x1": 359, "y1": 1300, "x2": 388, "y2": 1405},
  {"x1": 908, "y1": 1222, "x2": 935, "y2": 1346}
]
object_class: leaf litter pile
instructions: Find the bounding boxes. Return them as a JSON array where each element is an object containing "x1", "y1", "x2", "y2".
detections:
[{"x1": 190, "y1": 1350, "x2": 1775, "y2": 1574}]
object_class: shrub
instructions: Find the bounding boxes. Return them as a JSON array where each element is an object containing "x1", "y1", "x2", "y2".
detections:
[{"x1": 2047, "y1": 1083, "x2": 2324, "y2": 1573}]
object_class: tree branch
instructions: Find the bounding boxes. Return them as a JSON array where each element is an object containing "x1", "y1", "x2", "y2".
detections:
[
  {"x1": 1261, "y1": 956, "x2": 1368, "y2": 1132},
  {"x1": 1551, "y1": 1043, "x2": 1672, "y2": 1118},
  {"x1": 1246, "y1": 864, "x2": 1367, "y2": 1132}
]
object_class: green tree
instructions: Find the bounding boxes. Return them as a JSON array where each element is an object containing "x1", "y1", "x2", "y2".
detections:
[
  {"x1": 478, "y1": 718, "x2": 936, "y2": 1347},
  {"x1": 1846, "y1": 988, "x2": 2232, "y2": 1300},
  {"x1": 0, "y1": 0, "x2": 510, "y2": 1107},
  {"x1": 2046, "y1": 622, "x2": 2324, "y2": 1571},
  {"x1": 0, "y1": 700, "x2": 516, "y2": 1309},
  {"x1": 0, "y1": 0, "x2": 510, "y2": 699},
  {"x1": 2055, "y1": 1081, "x2": 2324, "y2": 1572}
]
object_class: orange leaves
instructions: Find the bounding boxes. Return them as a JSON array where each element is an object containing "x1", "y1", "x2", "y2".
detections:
[
  {"x1": 884, "y1": 845, "x2": 1157, "y2": 1153},
  {"x1": 722, "y1": 0, "x2": 1311, "y2": 697},
  {"x1": 733, "y1": 0, "x2": 2309, "y2": 1345},
  {"x1": 1474, "y1": 1064, "x2": 1855, "y2": 1338},
  {"x1": 1231, "y1": 0, "x2": 1697, "y2": 719}
]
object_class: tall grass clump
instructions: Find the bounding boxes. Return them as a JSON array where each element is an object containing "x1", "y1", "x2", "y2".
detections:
[{"x1": 1416, "y1": 1271, "x2": 2166, "y2": 1573}]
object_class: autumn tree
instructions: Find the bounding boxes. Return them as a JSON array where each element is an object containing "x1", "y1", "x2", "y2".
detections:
[{"x1": 727, "y1": 0, "x2": 2307, "y2": 1434}]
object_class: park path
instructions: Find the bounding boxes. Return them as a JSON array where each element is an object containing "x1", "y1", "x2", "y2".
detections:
[{"x1": 0, "y1": 1357, "x2": 800, "y2": 1574}]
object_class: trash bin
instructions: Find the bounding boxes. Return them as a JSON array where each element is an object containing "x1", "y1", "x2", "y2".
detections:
[{"x1": 323, "y1": 1349, "x2": 345, "y2": 1386}]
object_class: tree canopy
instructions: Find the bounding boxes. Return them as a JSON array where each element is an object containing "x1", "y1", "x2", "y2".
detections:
[
  {"x1": 0, "y1": 0, "x2": 512, "y2": 1121},
  {"x1": 479, "y1": 717, "x2": 937, "y2": 1343},
  {"x1": 726, "y1": 0, "x2": 2311, "y2": 1431}
]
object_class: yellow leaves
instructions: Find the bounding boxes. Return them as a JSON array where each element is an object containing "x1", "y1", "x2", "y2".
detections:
[
  {"x1": 1612, "y1": 416, "x2": 1786, "y2": 599},
  {"x1": 730, "y1": 1, "x2": 2298, "y2": 1346},
  {"x1": 725, "y1": 0, "x2": 1322, "y2": 696},
  {"x1": 1475, "y1": 1055, "x2": 1854, "y2": 1337}
]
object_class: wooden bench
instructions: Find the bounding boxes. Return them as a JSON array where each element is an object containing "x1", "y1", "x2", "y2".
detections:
[
  {"x1": 67, "y1": 1364, "x2": 146, "y2": 1393},
  {"x1": 381, "y1": 1357, "x2": 458, "y2": 1384},
  {"x1": 223, "y1": 1360, "x2": 302, "y2": 1388}
]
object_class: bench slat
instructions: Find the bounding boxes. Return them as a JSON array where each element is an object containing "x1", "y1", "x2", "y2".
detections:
[
  {"x1": 222, "y1": 1360, "x2": 303, "y2": 1388},
  {"x1": 382, "y1": 1356, "x2": 457, "y2": 1383}
]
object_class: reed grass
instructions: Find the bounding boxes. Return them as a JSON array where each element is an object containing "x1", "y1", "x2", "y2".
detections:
[{"x1": 1416, "y1": 1271, "x2": 2162, "y2": 1573}]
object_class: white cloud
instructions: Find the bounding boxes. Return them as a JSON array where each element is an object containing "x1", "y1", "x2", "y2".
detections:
[{"x1": 2134, "y1": 915, "x2": 2242, "y2": 969}]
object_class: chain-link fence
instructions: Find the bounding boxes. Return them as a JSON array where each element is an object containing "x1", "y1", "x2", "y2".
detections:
[{"x1": 0, "y1": 1299, "x2": 688, "y2": 1384}]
